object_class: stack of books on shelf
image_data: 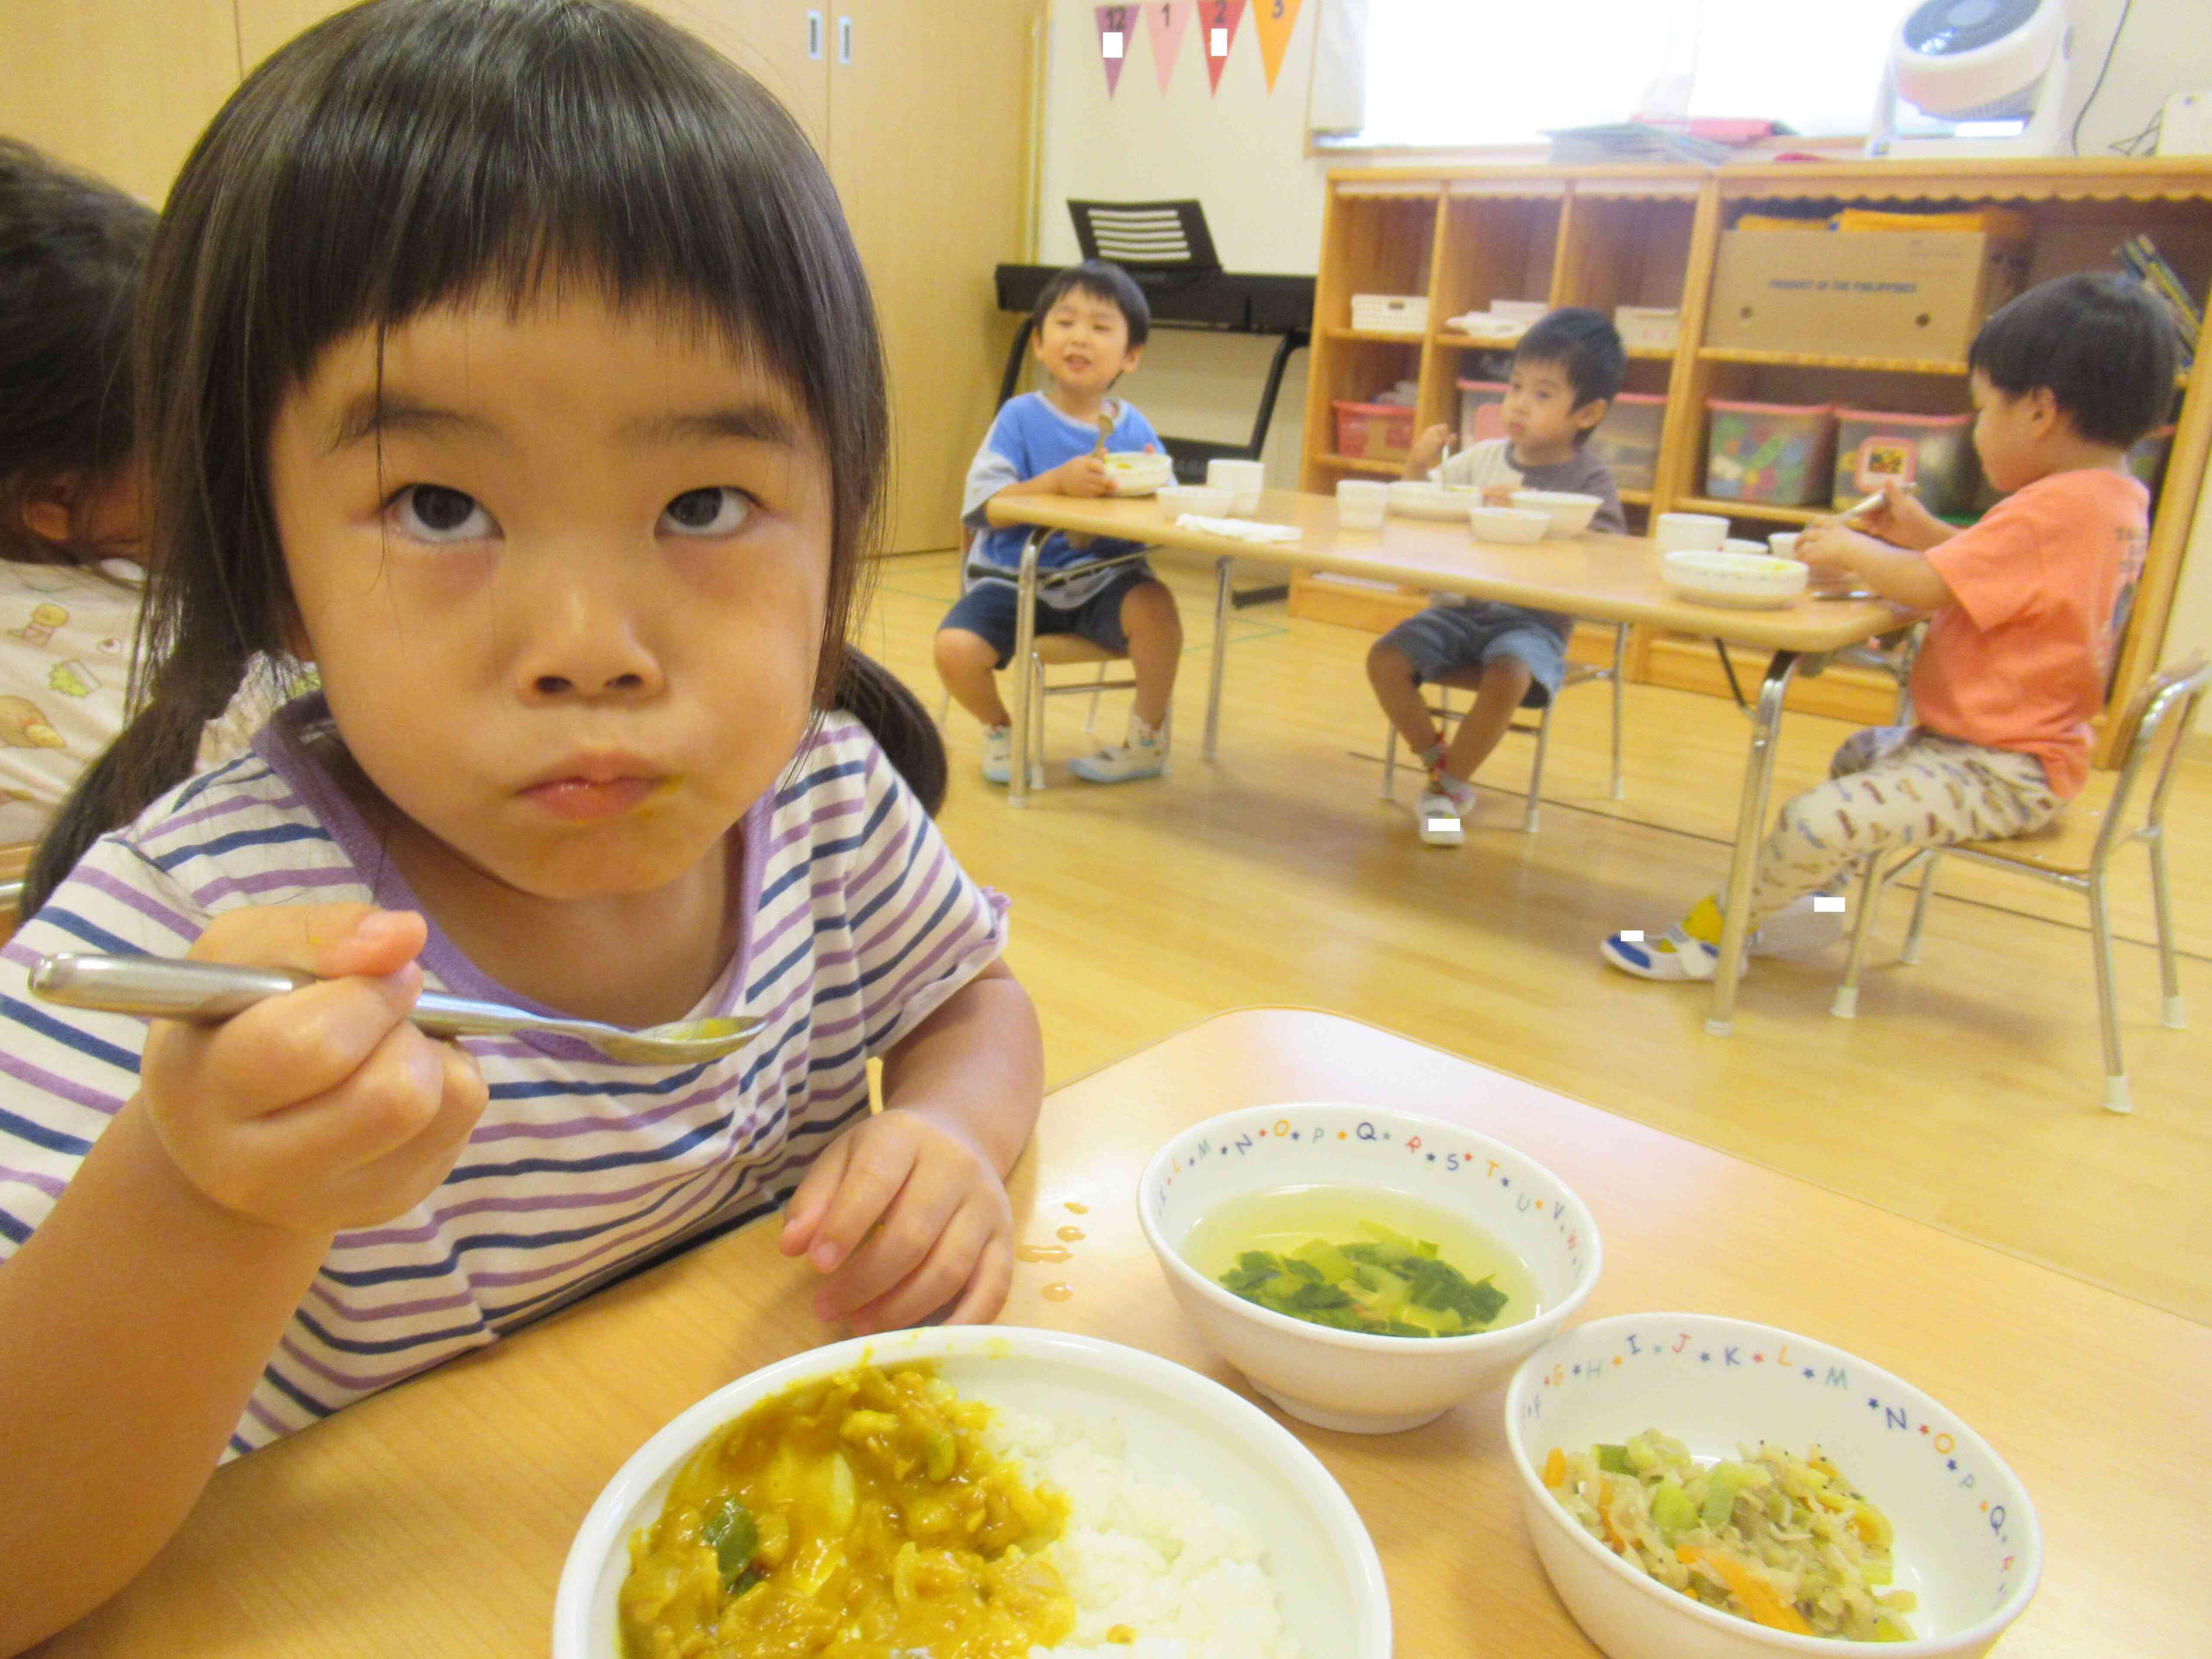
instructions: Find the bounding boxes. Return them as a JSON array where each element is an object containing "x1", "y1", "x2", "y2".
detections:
[
  {"x1": 2114, "y1": 236, "x2": 2202, "y2": 370},
  {"x1": 1351, "y1": 293, "x2": 1428, "y2": 334},
  {"x1": 1542, "y1": 122, "x2": 1742, "y2": 167}
]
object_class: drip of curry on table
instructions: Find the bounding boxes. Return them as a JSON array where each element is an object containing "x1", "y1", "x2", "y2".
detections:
[{"x1": 619, "y1": 1364, "x2": 1074, "y2": 1658}]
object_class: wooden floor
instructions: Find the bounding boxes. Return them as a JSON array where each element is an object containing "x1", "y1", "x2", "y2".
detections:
[{"x1": 859, "y1": 550, "x2": 2212, "y2": 1325}]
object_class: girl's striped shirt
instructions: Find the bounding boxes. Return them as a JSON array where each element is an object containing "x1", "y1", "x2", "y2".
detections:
[{"x1": 0, "y1": 696, "x2": 1007, "y2": 1458}]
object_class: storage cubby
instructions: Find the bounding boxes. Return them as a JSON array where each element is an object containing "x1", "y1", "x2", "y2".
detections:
[
  {"x1": 1316, "y1": 185, "x2": 1440, "y2": 337},
  {"x1": 1299, "y1": 159, "x2": 2212, "y2": 747}
]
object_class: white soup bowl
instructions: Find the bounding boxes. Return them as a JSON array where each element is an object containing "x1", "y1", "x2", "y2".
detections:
[{"x1": 1138, "y1": 1102, "x2": 1601, "y2": 1434}]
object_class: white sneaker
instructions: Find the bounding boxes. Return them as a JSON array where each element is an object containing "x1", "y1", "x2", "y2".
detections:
[
  {"x1": 980, "y1": 725, "x2": 1011, "y2": 785},
  {"x1": 1749, "y1": 892, "x2": 1847, "y2": 957},
  {"x1": 1070, "y1": 717, "x2": 1165, "y2": 784},
  {"x1": 1600, "y1": 926, "x2": 1721, "y2": 981},
  {"x1": 1414, "y1": 776, "x2": 1476, "y2": 846}
]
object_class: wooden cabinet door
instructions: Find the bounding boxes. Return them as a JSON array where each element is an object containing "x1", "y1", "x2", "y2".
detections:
[
  {"x1": 829, "y1": 0, "x2": 1038, "y2": 554},
  {"x1": 644, "y1": 0, "x2": 831, "y2": 156},
  {"x1": 235, "y1": 0, "x2": 353, "y2": 72},
  {"x1": 0, "y1": 0, "x2": 239, "y2": 206}
]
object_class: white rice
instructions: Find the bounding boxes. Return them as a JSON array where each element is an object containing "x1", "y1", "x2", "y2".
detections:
[{"x1": 982, "y1": 1406, "x2": 1306, "y2": 1659}]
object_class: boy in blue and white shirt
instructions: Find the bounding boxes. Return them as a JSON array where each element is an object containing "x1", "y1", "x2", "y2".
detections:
[{"x1": 936, "y1": 261, "x2": 1183, "y2": 785}]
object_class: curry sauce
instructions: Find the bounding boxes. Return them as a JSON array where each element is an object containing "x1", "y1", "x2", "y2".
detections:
[{"x1": 620, "y1": 1365, "x2": 1074, "y2": 1659}]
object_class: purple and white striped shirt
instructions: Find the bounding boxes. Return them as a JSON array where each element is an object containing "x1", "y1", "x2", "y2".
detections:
[{"x1": 0, "y1": 696, "x2": 1007, "y2": 1458}]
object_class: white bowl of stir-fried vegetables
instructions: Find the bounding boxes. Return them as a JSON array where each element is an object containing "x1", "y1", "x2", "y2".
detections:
[
  {"x1": 1138, "y1": 1102, "x2": 1601, "y2": 1434},
  {"x1": 1504, "y1": 1314, "x2": 2040, "y2": 1658}
]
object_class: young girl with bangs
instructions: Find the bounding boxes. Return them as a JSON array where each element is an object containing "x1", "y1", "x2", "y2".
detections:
[{"x1": 0, "y1": 2, "x2": 1041, "y2": 1643}]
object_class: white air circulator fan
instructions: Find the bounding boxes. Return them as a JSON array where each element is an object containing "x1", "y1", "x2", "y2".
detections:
[{"x1": 1868, "y1": 0, "x2": 2072, "y2": 159}]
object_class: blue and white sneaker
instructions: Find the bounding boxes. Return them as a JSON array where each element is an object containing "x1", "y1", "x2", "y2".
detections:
[
  {"x1": 1600, "y1": 926, "x2": 1720, "y2": 981},
  {"x1": 980, "y1": 725, "x2": 1011, "y2": 785}
]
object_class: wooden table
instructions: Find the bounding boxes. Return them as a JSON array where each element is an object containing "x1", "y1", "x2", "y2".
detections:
[
  {"x1": 984, "y1": 491, "x2": 1916, "y2": 1035},
  {"x1": 40, "y1": 1011, "x2": 2204, "y2": 1658}
]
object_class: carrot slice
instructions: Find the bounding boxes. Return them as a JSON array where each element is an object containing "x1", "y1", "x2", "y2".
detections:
[
  {"x1": 1677, "y1": 1545, "x2": 1812, "y2": 1635},
  {"x1": 1543, "y1": 1447, "x2": 1567, "y2": 1488}
]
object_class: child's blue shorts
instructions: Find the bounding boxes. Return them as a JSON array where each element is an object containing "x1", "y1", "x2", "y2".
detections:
[
  {"x1": 1378, "y1": 601, "x2": 1569, "y2": 708},
  {"x1": 938, "y1": 563, "x2": 1157, "y2": 670}
]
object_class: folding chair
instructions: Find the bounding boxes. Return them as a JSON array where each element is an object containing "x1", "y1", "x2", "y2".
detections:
[
  {"x1": 1829, "y1": 655, "x2": 2210, "y2": 1114},
  {"x1": 1377, "y1": 623, "x2": 1629, "y2": 832},
  {"x1": 936, "y1": 539, "x2": 1169, "y2": 792}
]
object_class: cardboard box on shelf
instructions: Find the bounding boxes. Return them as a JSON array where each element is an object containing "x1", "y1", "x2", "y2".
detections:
[{"x1": 1705, "y1": 231, "x2": 2029, "y2": 363}]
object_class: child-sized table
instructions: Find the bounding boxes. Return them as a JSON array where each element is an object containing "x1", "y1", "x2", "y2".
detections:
[
  {"x1": 984, "y1": 490, "x2": 1914, "y2": 1036},
  {"x1": 37, "y1": 1011, "x2": 2205, "y2": 1656}
]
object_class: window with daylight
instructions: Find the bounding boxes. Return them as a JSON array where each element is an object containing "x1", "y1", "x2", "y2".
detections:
[{"x1": 1344, "y1": 0, "x2": 1900, "y2": 148}]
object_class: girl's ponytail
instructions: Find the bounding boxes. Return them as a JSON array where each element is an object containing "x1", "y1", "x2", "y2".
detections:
[{"x1": 831, "y1": 648, "x2": 947, "y2": 818}]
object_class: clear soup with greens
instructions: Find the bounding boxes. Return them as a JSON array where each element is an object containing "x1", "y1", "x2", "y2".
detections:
[{"x1": 1182, "y1": 1185, "x2": 1538, "y2": 1338}]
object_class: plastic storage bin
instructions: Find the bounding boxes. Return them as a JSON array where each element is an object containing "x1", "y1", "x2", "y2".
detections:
[
  {"x1": 1333, "y1": 399, "x2": 1416, "y2": 463},
  {"x1": 1704, "y1": 398, "x2": 1837, "y2": 506},
  {"x1": 1588, "y1": 392, "x2": 1666, "y2": 491},
  {"x1": 1613, "y1": 306, "x2": 1680, "y2": 353},
  {"x1": 1832, "y1": 408, "x2": 1978, "y2": 518},
  {"x1": 1456, "y1": 379, "x2": 1508, "y2": 448}
]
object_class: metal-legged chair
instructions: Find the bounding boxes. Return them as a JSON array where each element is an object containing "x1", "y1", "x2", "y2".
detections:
[
  {"x1": 936, "y1": 540, "x2": 1165, "y2": 792},
  {"x1": 1830, "y1": 656, "x2": 2209, "y2": 1114},
  {"x1": 1378, "y1": 622, "x2": 1629, "y2": 832}
]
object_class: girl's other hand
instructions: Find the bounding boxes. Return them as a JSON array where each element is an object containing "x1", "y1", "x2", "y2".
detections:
[
  {"x1": 1056, "y1": 455, "x2": 1113, "y2": 498},
  {"x1": 1479, "y1": 483, "x2": 1516, "y2": 507},
  {"x1": 137, "y1": 904, "x2": 488, "y2": 1238},
  {"x1": 1849, "y1": 480, "x2": 1950, "y2": 552},
  {"x1": 778, "y1": 1107, "x2": 1014, "y2": 1336}
]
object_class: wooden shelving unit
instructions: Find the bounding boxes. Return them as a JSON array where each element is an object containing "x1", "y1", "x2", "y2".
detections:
[{"x1": 1296, "y1": 157, "x2": 2212, "y2": 746}]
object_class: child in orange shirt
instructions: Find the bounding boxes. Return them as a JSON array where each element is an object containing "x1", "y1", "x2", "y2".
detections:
[{"x1": 1604, "y1": 272, "x2": 2176, "y2": 980}]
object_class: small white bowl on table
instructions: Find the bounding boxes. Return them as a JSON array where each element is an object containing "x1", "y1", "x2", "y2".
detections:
[
  {"x1": 1206, "y1": 457, "x2": 1267, "y2": 514},
  {"x1": 1158, "y1": 483, "x2": 1234, "y2": 518},
  {"x1": 1137, "y1": 1102, "x2": 1601, "y2": 1435},
  {"x1": 1504, "y1": 1313, "x2": 2041, "y2": 1659},
  {"x1": 1336, "y1": 478, "x2": 1390, "y2": 530},
  {"x1": 1654, "y1": 512, "x2": 1729, "y2": 553},
  {"x1": 1510, "y1": 489, "x2": 1603, "y2": 538},
  {"x1": 1661, "y1": 550, "x2": 1810, "y2": 610},
  {"x1": 1103, "y1": 451, "x2": 1175, "y2": 497},
  {"x1": 1469, "y1": 505, "x2": 1552, "y2": 543},
  {"x1": 553, "y1": 1324, "x2": 1391, "y2": 1659}
]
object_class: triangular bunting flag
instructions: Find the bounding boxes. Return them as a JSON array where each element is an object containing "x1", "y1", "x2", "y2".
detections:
[
  {"x1": 1145, "y1": 1, "x2": 1191, "y2": 96},
  {"x1": 1095, "y1": 5, "x2": 1135, "y2": 97},
  {"x1": 1251, "y1": 0, "x2": 1302, "y2": 93},
  {"x1": 1199, "y1": 0, "x2": 1247, "y2": 95}
]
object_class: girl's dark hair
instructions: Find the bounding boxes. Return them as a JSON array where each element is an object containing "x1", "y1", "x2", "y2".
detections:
[
  {"x1": 0, "y1": 138, "x2": 156, "y2": 566},
  {"x1": 1031, "y1": 259, "x2": 1152, "y2": 349},
  {"x1": 1969, "y1": 271, "x2": 2179, "y2": 448},
  {"x1": 29, "y1": 0, "x2": 946, "y2": 915}
]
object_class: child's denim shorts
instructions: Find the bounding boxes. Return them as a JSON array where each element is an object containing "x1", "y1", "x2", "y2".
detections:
[
  {"x1": 1378, "y1": 601, "x2": 1569, "y2": 708},
  {"x1": 939, "y1": 562, "x2": 1156, "y2": 669}
]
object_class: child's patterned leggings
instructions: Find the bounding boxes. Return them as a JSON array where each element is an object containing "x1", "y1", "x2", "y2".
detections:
[{"x1": 1746, "y1": 726, "x2": 2062, "y2": 929}]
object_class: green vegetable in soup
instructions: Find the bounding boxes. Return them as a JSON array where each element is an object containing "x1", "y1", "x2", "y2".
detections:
[{"x1": 1215, "y1": 1223, "x2": 1510, "y2": 1337}]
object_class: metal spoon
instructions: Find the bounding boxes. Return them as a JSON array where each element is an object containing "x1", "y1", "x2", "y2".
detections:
[{"x1": 27, "y1": 953, "x2": 759, "y2": 1065}]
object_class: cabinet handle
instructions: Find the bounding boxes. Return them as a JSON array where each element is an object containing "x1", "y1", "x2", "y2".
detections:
[
  {"x1": 807, "y1": 9, "x2": 822, "y2": 59},
  {"x1": 837, "y1": 15, "x2": 853, "y2": 65}
]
